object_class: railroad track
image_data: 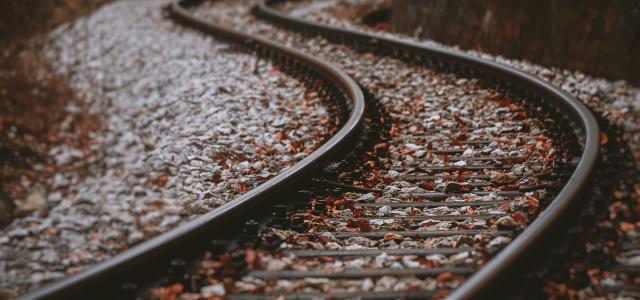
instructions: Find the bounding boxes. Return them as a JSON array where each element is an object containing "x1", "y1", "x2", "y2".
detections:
[{"x1": 19, "y1": 0, "x2": 598, "y2": 299}]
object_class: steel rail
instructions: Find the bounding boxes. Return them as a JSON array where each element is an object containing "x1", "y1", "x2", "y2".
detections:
[
  {"x1": 254, "y1": 1, "x2": 600, "y2": 299},
  {"x1": 17, "y1": 1, "x2": 365, "y2": 299}
]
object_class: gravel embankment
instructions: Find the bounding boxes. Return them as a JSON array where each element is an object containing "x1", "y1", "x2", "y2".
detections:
[
  {"x1": 0, "y1": 0, "x2": 331, "y2": 297},
  {"x1": 147, "y1": 1, "x2": 563, "y2": 298},
  {"x1": 286, "y1": 0, "x2": 640, "y2": 163},
  {"x1": 285, "y1": 1, "x2": 640, "y2": 297},
  {"x1": 214, "y1": 0, "x2": 640, "y2": 298}
]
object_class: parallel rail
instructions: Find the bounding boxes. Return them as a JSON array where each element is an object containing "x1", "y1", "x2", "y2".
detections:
[
  {"x1": 18, "y1": 1, "x2": 365, "y2": 299},
  {"x1": 18, "y1": 0, "x2": 599, "y2": 299},
  {"x1": 254, "y1": 1, "x2": 599, "y2": 299}
]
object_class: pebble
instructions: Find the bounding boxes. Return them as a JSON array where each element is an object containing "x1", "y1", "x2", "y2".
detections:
[
  {"x1": 200, "y1": 283, "x2": 225, "y2": 296},
  {"x1": 453, "y1": 160, "x2": 467, "y2": 167},
  {"x1": 486, "y1": 236, "x2": 512, "y2": 249},
  {"x1": 496, "y1": 216, "x2": 518, "y2": 229},
  {"x1": 0, "y1": 0, "x2": 330, "y2": 296},
  {"x1": 182, "y1": 2, "x2": 568, "y2": 296},
  {"x1": 285, "y1": 0, "x2": 640, "y2": 165}
]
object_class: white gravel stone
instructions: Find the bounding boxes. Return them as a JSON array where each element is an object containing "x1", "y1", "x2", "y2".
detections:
[
  {"x1": 453, "y1": 160, "x2": 467, "y2": 167},
  {"x1": 0, "y1": 0, "x2": 331, "y2": 296},
  {"x1": 201, "y1": 283, "x2": 226, "y2": 296}
]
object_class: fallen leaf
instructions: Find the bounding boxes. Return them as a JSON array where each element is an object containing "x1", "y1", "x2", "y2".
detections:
[
  {"x1": 436, "y1": 272, "x2": 465, "y2": 283},
  {"x1": 383, "y1": 233, "x2": 404, "y2": 241},
  {"x1": 420, "y1": 180, "x2": 435, "y2": 190},
  {"x1": 153, "y1": 175, "x2": 168, "y2": 187},
  {"x1": 151, "y1": 283, "x2": 183, "y2": 300},
  {"x1": 512, "y1": 213, "x2": 526, "y2": 223},
  {"x1": 620, "y1": 222, "x2": 635, "y2": 232},
  {"x1": 453, "y1": 115, "x2": 466, "y2": 127},
  {"x1": 357, "y1": 219, "x2": 372, "y2": 232},
  {"x1": 288, "y1": 140, "x2": 301, "y2": 153},
  {"x1": 210, "y1": 172, "x2": 221, "y2": 183},
  {"x1": 600, "y1": 132, "x2": 608, "y2": 145},
  {"x1": 432, "y1": 290, "x2": 450, "y2": 300},
  {"x1": 245, "y1": 249, "x2": 260, "y2": 268}
]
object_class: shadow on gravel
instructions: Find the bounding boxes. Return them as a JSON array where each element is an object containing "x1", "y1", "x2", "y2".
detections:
[{"x1": 508, "y1": 114, "x2": 640, "y2": 298}]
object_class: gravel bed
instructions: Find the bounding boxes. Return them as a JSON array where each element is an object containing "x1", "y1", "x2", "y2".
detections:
[
  {"x1": 0, "y1": 0, "x2": 332, "y2": 297},
  {"x1": 148, "y1": 1, "x2": 563, "y2": 298},
  {"x1": 285, "y1": 0, "x2": 640, "y2": 164},
  {"x1": 258, "y1": 0, "x2": 640, "y2": 298}
]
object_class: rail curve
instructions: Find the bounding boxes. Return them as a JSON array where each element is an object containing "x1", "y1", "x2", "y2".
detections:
[
  {"x1": 18, "y1": 1, "x2": 365, "y2": 299},
  {"x1": 18, "y1": 0, "x2": 600, "y2": 299},
  {"x1": 253, "y1": 1, "x2": 600, "y2": 299}
]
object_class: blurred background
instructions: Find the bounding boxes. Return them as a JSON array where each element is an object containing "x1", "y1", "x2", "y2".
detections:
[
  {"x1": 0, "y1": 0, "x2": 113, "y2": 43},
  {"x1": 357, "y1": 0, "x2": 640, "y2": 85}
]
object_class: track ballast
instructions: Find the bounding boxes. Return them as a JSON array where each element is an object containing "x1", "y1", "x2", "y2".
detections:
[{"x1": 19, "y1": 0, "x2": 599, "y2": 299}]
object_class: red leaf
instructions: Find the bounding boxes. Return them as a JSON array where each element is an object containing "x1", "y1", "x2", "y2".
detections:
[
  {"x1": 153, "y1": 175, "x2": 168, "y2": 187},
  {"x1": 210, "y1": 172, "x2": 221, "y2": 183},
  {"x1": 512, "y1": 212, "x2": 526, "y2": 223},
  {"x1": 383, "y1": 233, "x2": 404, "y2": 241},
  {"x1": 620, "y1": 222, "x2": 635, "y2": 232},
  {"x1": 357, "y1": 219, "x2": 372, "y2": 232},
  {"x1": 436, "y1": 272, "x2": 465, "y2": 283},
  {"x1": 420, "y1": 180, "x2": 435, "y2": 190},
  {"x1": 432, "y1": 290, "x2": 450, "y2": 300},
  {"x1": 245, "y1": 249, "x2": 261, "y2": 268},
  {"x1": 600, "y1": 132, "x2": 609, "y2": 145},
  {"x1": 527, "y1": 197, "x2": 539, "y2": 208}
]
